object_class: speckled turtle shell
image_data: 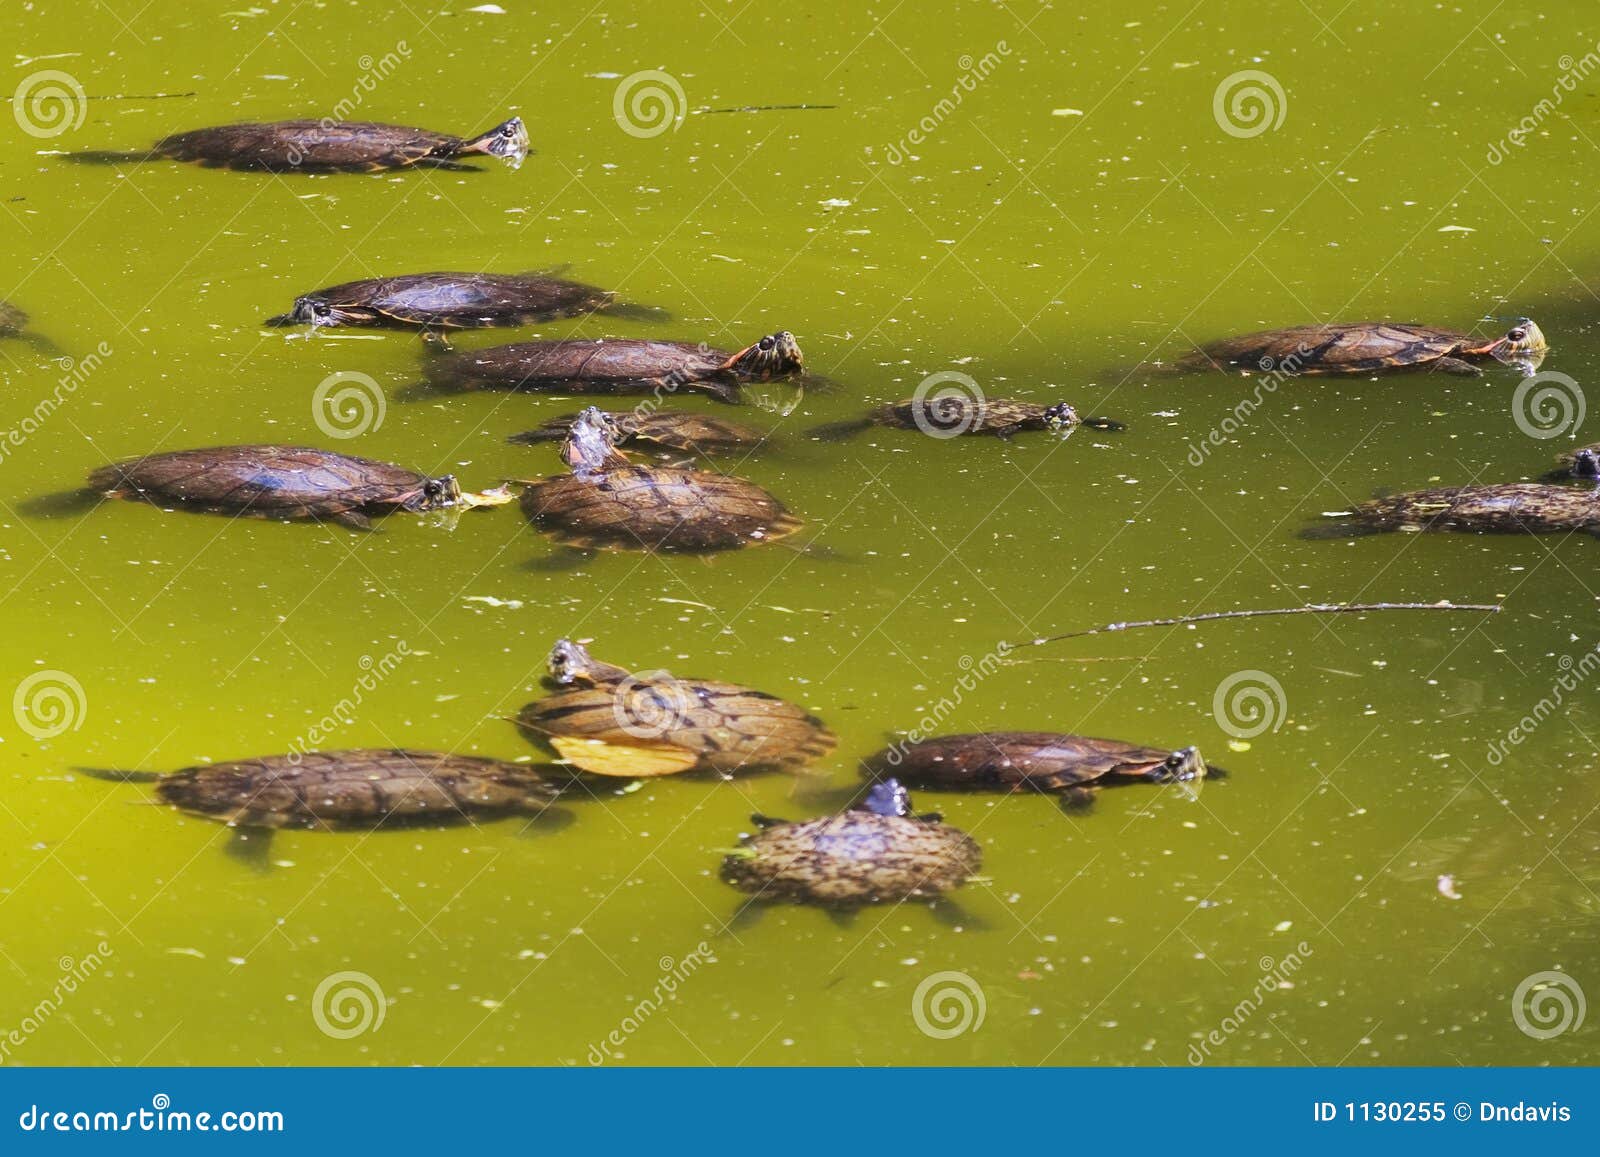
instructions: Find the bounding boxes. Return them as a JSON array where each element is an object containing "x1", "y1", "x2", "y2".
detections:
[
  {"x1": 88, "y1": 445, "x2": 459, "y2": 529},
  {"x1": 862, "y1": 732, "x2": 1209, "y2": 804},
  {"x1": 142, "y1": 117, "x2": 528, "y2": 172},
  {"x1": 1177, "y1": 320, "x2": 1546, "y2": 377},
  {"x1": 135, "y1": 749, "x2": 566, "y2": 830},
  {"x1": 520, "y1": 409, "x2": 798, "y2": 552},
  {"x1": 1308, "y1": 483, "x2": 1600, "y2": 538},
  {"x1": 421, "y1": 331, "x2": 803, "y2": 404},
  {"x1": 869, "y1": 397, "x2": 1122, "y2": 436},
  {"x1": 720, "y1": 784, "x2": 981, "y2": 906},
  {"x1": 265, "y1": 271, "x2": 614, "y2": 330},
  {"x1": 509, "y1": 410, "x2": 769, "y2": 457},
  {"x1": 516, "y1": 639, "x2": 835, "y2": 777}
]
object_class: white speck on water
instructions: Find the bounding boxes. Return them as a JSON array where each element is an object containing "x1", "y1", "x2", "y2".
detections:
[
  {"x1": 1437, "y1": 874, "x2": 1463, "y2": 900},
  {"x1": 1438, "y1": 224, "x2": 1476, "y2": 233}
]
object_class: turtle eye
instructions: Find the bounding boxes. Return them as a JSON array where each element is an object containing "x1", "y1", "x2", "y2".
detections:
[
  {"x1": 758, "y1": 336, "x2": 774, "y2": 351},
  {"x1": 1508, "y1": 327, "x2": 1526, "y2": 341}
]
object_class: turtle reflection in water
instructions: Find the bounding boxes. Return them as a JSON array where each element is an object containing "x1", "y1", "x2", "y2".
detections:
[
  {"x1": 516, "y1": 639, "x2": 835, "y2": 778},
  {"x1": 1305, "y1": 483, "x2": 1600, "y2": 540},
  {"x1": 720, "y1": 779, "x2": 983, "y2": 927},
  {"x1": 69, "y1": 117, "x2": 530, "y2": 173},
  {"x1": 79, "y1": 750, "x2": 570, "y2": 868},
  {"x1": 1170, "y1": 319, "x2": 1547, "y2": 378},
  {"x1": 519, "y1": 408, "x2": 802, "y2": 556},
  {"x1": 862, "y1": 732, "x2": 1214, "y2": 811}
]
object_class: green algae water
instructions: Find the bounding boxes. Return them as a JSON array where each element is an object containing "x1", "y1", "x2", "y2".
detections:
[{"x1": 2, "y1": 1, "x2": 1598, "y2": 1067}]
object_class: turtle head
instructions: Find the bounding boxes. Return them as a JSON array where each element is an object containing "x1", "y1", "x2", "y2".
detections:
[
  {"x1": 266, "y1": 295, "x2": 339, "y2": 328},
  {"x1": 729, "y1": 331, "x2": 803, "y2": 380},
  {"x1": 413, "y1": 474, "x2": 462, "y2": 511},
  {"x1": 1162, "y1": 746, "x2": 1209, "y2": 782},
  {"x1": 461, "y1": 117, "x2": 530, "y2": 169},
  {"x1": 1573, "y1": 448, "x2": 1600, "y2": 480},
  {"x1": 547, "y1": 638, "x2": 629, "y2": 687},
  {"x1": 859, "y1": 778, "x2": 913, "y2": 818},
  {"x1": 1042, "y1": 402, "x2": 1081, "y2": 430},
  {"x1": 1492, "y1": 318, "x2": 1548, "y2": 371},
  {"x1": 561, "y1": 407, "x2": 630, "y2": 475}
]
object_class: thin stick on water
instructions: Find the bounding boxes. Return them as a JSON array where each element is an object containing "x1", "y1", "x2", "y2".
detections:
[{"x1": 1010, "y1": 601, "x2": 1502, "y2": 649}]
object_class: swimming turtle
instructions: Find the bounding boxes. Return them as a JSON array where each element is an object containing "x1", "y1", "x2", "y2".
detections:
[
  {"x1": 1173, "y1": 319, "x2": 1547, "y2": 378},
  {"x1": 70, "y1": 117, "x2": 529, "y2": 173},
  {"x1": 264, "y1": 271, "x2": 654, "y2": 331},
  {"x1": 862, "y1": 732, "x2": 1213, "y2": 810},
  {"x1": 80, "y1": 749, "x2": 568, "y2": 866},
  {"x1": 812, "y1": 397, "x2": 1125, "y2": 440},
  {"x1": 0, "y1": 300, "x2": 27, "y2": 337},
  {"x1": 1543, "y1": 444, "x2": 1600, "y2": 482},
  {"x1": 1304, "y1": 482, "x2": 1600, "y2": 539},
  {"x1": 419, "y1": 331, "x2": 803, "y2": 404},
  {"x1": 519, "y1": 408, "x2": 801, "y2": 554},
  {"x1": 508, "y1": 409, "x2": 770, "y2": 458},
  {"x1": 516, "y1": 638, "x2": 836, "y2": 778},
  {"x1": 719, "y1": 779, "x2": 982, "y2": 911},
  {"x1": 59, "y1": 445, "x2": 511, "y2": 530}
]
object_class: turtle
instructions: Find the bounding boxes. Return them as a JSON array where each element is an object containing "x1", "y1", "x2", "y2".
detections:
[
  {"x1": 719, "y1": 779, "x2": 983, "y2": 914},
  {"x1": 54, "y1": 445, "x2": 510, "y2": 531},
  {"x1": 519, "y1": 408, "x2": 802, "y2": 554},
  {"x1": 1303, "y1": 482, "x2": 1600, "y2": 539},
  {"x1": 1171, "y1": 319, "x2": 1547, "y2": 378},
  {"x1": 508, "y1": 409, "x2": 771, "y2": 458},
  {"x1": 515, "y1": 638, "x2": 836, "y2": 778},
  {"x1": 69, "y1": 117, "x2": 530, "y2": 173},
  {"x1": 1542, "y1": 444, "x2": 1600, "y2": 482},
  {"x1": 0, "y1": 301, "x2": 63, "y2": 357},
  {"x1": 264, "y1": 271, "x2": 657, "y2": 331},
  {"x1": 78, "y1": 749, "x2": 568, "y2": 866},
  {"x1": 861, "y1": 732, "x2": 1213, "y2": 811},
  {"x1": 811, "y1": 397, "x2": 1125, "y2": 441},
  {"x1": 417, "y1": 331, "x2": 803, "y2": 404}
]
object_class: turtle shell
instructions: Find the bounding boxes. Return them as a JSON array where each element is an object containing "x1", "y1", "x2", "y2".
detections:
[
  {"x1": 1180, "y1": 323, "x2": 1519, "y2": 376},
  {"x1": 875, "y1": 397, "x2": 1053, "y2": 433},
  {"x1": 520, "y1": 464, "x2": 799, "y2": 553},
  {"x1": 0, "y1": 300, "x2": 28, "y2": 336},
  {"x1": 88, "y1": 445, "x2": 453, "y2": 527},
  {"x1": 510, "y1": 410, "x2": 768, "y2": 456},
  {"x1": 720, "y1": 811, "x2": 981, "y2": 905},
  {"x1": 152, "y1": 120, "x2": 496, "y2": 172},
  {"x1": 423, "y1": 339, "x2": 741, "y2": 401},
  {"x1": 1318, "y1": 483, "x2": 1600, "y2": 537},
  {"x1": 268, "y1": 273, "x2": 615, "y2": 330},
  {"x1": 1547, "y1": 443, "x2": 1600, "y2": 480},
  {"x1": 862, "y1": 732, "x2": 1206, "y2": 794},
  {"x1": 518, "y1": 673, "x2": 835, "y2": 778},
  {"x1": 151, "y1": 749, "x2": 566, "y2": 830}
]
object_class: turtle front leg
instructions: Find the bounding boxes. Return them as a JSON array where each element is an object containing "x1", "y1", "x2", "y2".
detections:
[
  {"x1": 222, "y1": 826, "x2": 277, "y2": 872},
  {"x1": 1056, "y1": 786, "x2": 1098, "y2": 812},
  {"x1": 1429, "y1": 357, "x2": 1481, "y2": 377}
]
